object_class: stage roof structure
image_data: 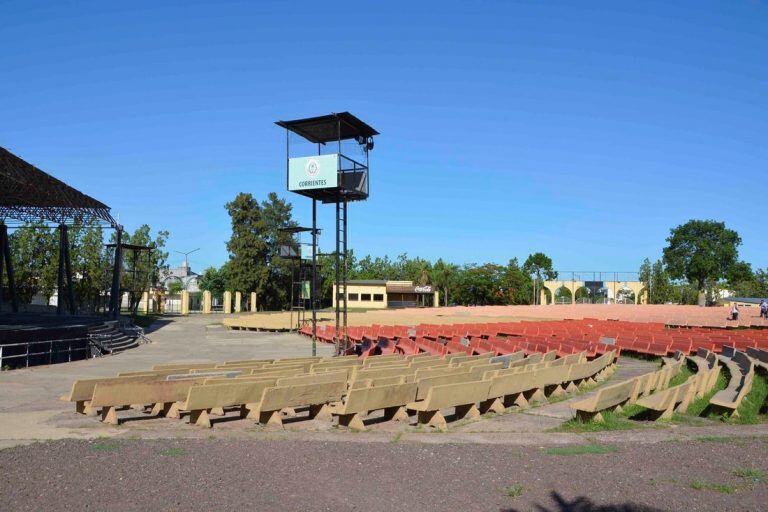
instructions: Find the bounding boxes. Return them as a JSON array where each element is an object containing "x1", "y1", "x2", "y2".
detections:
[
  {"x1": 0, "y1": 147, "x2": 117, "y2": 226},
  {"x1": 275, "y1": 112, "x2": 379, "y2": 144}
]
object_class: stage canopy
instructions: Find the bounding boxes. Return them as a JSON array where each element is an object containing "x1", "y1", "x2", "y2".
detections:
[{"x1": 0, "y1": 147, "x2": 116, "y2": 226}]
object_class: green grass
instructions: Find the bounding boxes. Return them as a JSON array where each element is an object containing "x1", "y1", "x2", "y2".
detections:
[
  {"x1": 90, "y1": 439, "x2": 121, "y2": 452},
  {"x1": 667, "y1": 364, "x2": 694, "y2": 387},
  {"x1": 695, "y1": 435, "x2": 731, "y2": 443},
  {"x1": 159, "y1": 447, "x2": 186, "y2": 457},
  {"x1": 391, "y1": 432, "x2": 403, "y2": 444},
  {"x1": 730, "y1": 374, "x2": 768, "y2": 425},
  {"x1": 732, "y1": 468, "x2": 767, "y2": 484},
  {"x1": 683, "y1": 369, "x2": 729, "y2": 418},
  {"x1": 689, "y1": 480, "x2": 737, "y2": 494},
  {"x1": 552, "y1": 404, "x2": 647, "y2": 433},
  {"x1": 503, "y1": 484, "x2": 524, "y2": 498},
  {"x1": 544, "y1": 444, "x2": 619, "y2": 456}
]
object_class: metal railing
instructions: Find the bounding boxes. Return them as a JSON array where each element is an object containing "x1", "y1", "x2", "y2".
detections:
[{"x1": 0, "y1": 337, "x2": 91, "y2": 369}]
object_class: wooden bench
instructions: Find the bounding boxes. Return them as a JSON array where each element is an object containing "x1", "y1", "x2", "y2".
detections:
[
  {"x1": 510, "y1": 353, "x2": 543, "y2": 368},
  {"x1": 66, "y1": 374, "x2": 171, "y2": 415},
  {"x1": 89, "y1": 378, "x2": 208, "y2": 425},
  {"x1": 244, "y1": 376, "x2": 347, "y2": 427},
  {"x1": 480, "y1": 368, "x2": 539, "y2": 413},
  {"x1": 364, "y1": 359, "x2": 411, "y2": 369},
  {"x1": 331, "y1": 382, "x2": 417, "y2": 430},
  {"x1": 217, "y1": 358, "x2": 274, "y2": 367},
  {"x1": 490, "y1": 351, "x2": 524, "y2": 368},
  {"x1": 746, "y1": 347, "x2": 768, "y2": 373},
  {"x1": 183, "y1": 371, "x2": 349, "y2": 427},
  {"x1": 635, "y1": 379, "x2": 695, "y2": 419},
  {"x1": 414, "y1": 372, "x2": 481, "y2": 401},
  {"x1": 349, "y1": 375, "x2": 408, "y2": 389},
  {"x1": 630, "y1": 368, "x2": 668, "y2": 402},
  {"x1": 350, "y1": 366, "x2": 415, "y2": 383},
  {"x1": 407, "y1": 379, "x2": 492, "y2": 431},
  {"x1": 569, "y1": 377, "x2": 638, "y2": 422},
  {"x1": 414, "y1": 366, "x2": 469, "y2": 381},
  {"x1": 362, "y1": 354, "x2": 404, "y2": 366},
  {"x1": 565, "y1": 351, "x2": 615, "y2": 391},
  {"x1": 152, "y1": 362, "x2": 217, "y2": 371},
  {"x1": 181, "y1": 379, "x2": 279, "y2": 427},
  {"x1": 709, "y1": 351, "x2": 754, "y2": 417},
  {"x1": 688, "y1": 350, "x2": 720, "y2": 398}
]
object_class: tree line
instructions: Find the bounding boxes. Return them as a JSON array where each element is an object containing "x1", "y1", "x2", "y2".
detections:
[
  {"x1": 203, "y1": 193, "x2": 767, "y2": 310},
  {"x1": 0, "y1": 221, "x2": 168, "y2": 314},
  {"x1": 199, "y1": 191, "x2": 558, "y2": 310}
]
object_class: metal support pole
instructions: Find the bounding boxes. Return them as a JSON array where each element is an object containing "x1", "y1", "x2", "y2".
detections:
[
  {"x1": 0, "y1": 225, "x2": 4, "y2": 312},
  {"x1": 1, "y1": 225, "x2": 18, "y2": 313},
  {"x1": 334, "y1": 197, "x2": 341, "y2": 355},
  {"x1": 311, "y1": 199, "x2": 317, "y2": 357},
  {"x1": 342, "y1": 199, "x2": 348, "y2": 354},
  {"x1": 57, "y1": 225, "x2": 65, "y2": 315},
  {"x1": 109, "y1": 228, "x2": 123, "y2": 320},
  {"x1": 63, "y1": 226, "x2": 75, "y2": 315}
]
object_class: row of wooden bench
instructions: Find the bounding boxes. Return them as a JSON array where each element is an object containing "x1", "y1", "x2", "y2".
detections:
[
  {"x1": 570, "y1": 346, "x2": 757, "y2": 422},
  {"x1": 66, "y1": 350, "x2": 617, "y2": 431}
]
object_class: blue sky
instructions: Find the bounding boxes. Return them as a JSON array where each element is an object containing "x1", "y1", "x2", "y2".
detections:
[{"x1": 1, "y1": 1, "x2": 766, "y2": 273}]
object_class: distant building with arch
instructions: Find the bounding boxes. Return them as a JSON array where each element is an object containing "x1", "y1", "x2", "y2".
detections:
[{"x1": 542, "y1": 272, "x2": 645, "y2": 305}]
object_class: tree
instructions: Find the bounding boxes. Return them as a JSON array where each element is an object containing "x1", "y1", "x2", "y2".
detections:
[
  {"x1": 8, "y1": 224, "x2": 58, "y2": 304},
  {"x1": 258, "y1": 193, "x2": 297, "y2": 310},
  {"x1": 167, "y1": 281, "x2": 183, "y2": 296},
  {"x1": 639, "y1": 258, "x2": 674, "y2": 304},
  {"x1": 453, "y1": 263, "x2": 507, "y2": 306},
  {"x1": 523, "y1": 252, "x2": 557, "y2": 305},
  {"x1": 198, "y1": 266, "x2": 227, "y2": 298},
  {"x1": 224, "y1": 193, "x2": 268, "y2": 305},
  {"x1": 224, "y1": 192, "x2": 296, "y2": 311},
  {"x1": 503, "y1": 258, "x2": 533, "y2": 305},
  {"x1": 662, "y1": 220, "x2": 741, "y2": 306},
  {"x1": 69, "y1": 221, "x2": 109, "y2": 312},
  {"x1": 431, "y1": 258, "x2": 459, "y2": 306},
  {"x1": 114, "y1": 225, "x2": 169, "y2": 314}
]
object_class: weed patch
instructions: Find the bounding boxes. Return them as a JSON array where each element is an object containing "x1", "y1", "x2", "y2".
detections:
[
  {"x1": 732, "y1": 468, "x2": 767, "y2": 484},
  {"x1": 159, "y1": 447, "x2": 186, "y2": 457},
  {"x1": 503, "y1": 485, "x2": 524, "y2": 498},
  {"x1": 552, "y1": 404, "x2": 647, "y2": 433},
  {"x1": 695, "y1": 436, "x2": 731, "y2": 443},
  {"x1": 544, "y1": 444, "x2": 619, "y2": 456},
  {"x1": 90, "y1": 439, "x2": 121, "y2": 452},
  {"x1": 689, "y1": 480, "x2": 737, "y2": 494}
]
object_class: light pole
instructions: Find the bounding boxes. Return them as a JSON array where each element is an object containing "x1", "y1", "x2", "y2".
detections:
[{"x1": 173, "y1": 248, "x2": 200, "y2": 269}]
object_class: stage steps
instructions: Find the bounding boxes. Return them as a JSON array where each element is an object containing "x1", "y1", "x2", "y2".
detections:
[{"x1": 88, "y1": 321, "x2": 140, "y2": 354}]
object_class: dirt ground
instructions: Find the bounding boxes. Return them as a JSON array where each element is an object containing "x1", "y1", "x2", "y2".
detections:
[
  {"x1": 223, "y1": 304, "x2": 768, "y2": 331},
  {"x1": 3, "y1": 316, "x2": 768, "y2": 511},
  {"x1": 2, "y1": 437, "x2": 767, "y2": 511}
]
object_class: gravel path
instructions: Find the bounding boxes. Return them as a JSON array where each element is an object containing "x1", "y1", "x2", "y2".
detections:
[{"x1": 2, "y1": 437, "x2": 767, "y2": 511}]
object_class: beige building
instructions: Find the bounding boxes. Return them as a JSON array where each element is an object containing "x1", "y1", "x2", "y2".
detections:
[
  {"x1": 542, "y1": 279, "x2": 646, "y2": 305},
  {"x1": 333, "y1": 280, "x2": 439, "y2": 309}
]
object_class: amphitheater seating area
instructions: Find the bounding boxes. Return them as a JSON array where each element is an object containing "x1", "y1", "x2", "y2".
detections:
[
  {"x1": 66, "y1": 349, "x2": 619, "y2": 431},
  {"x1": 300, "y1": 318, "x2": 768, "y2": 359}
]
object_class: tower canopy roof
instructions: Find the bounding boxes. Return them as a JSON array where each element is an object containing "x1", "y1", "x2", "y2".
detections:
[{"x1": 275, "y1": 112, "x2": 379, "y2": 144}]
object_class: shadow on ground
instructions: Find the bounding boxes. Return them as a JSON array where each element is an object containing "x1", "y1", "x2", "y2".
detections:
[
  {"x1": 503, "y1": 492, "x2": 665, "y2": 512},
  {"x1": 141, "y1": 319, "x2": 174, "y2": 334}
]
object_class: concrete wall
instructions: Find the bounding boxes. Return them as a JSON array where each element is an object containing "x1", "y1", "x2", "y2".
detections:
[{"x1": 332, "y1": 284, "x2": 388, "y2": 309}]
